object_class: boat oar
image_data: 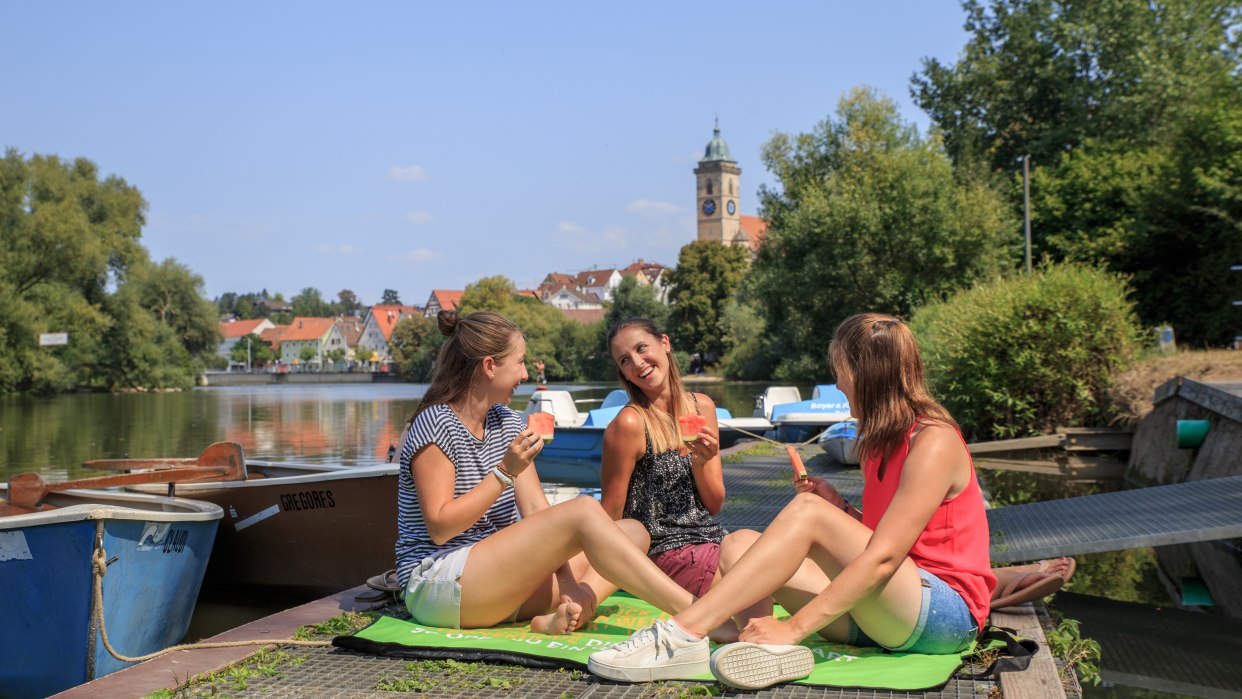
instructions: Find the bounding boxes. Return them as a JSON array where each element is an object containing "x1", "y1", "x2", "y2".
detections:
[
  {"x1": 6, "y1": 464, "x2": 234, "y2": 510},
  {"x1": 81, "y1": 442, "x2": 248, "y2": 482}
]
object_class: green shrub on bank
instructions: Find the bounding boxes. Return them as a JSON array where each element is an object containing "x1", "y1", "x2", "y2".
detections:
[{"x1": 910, "y1": 263, "x2": 1141, "y2": 440}]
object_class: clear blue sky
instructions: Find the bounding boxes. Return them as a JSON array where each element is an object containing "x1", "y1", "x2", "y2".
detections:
[{"x1": 2, "y1": 2, "x2": 970, "y2": 307}]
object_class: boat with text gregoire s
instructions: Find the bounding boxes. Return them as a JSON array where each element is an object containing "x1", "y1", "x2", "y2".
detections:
[
  {"x1": 754, "y1": 384, "x2": 855, "y2": 445},
  {"x1": 119, "y1": 444, "x2": 399, "y2": 597},
  {"x1": 1, "y1": 474, "x2": 222, "y2": 699},
  {"x1": 524, "y1": 389, "x2": 773, "y2": 461}
]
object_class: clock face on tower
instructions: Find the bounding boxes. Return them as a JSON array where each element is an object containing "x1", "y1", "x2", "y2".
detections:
[
  {"x1": 702, "y1": 199, "x2": 717, "y2": 216},
  {"x1": 726, "y1": 200, "x2": 736, "y2": 215}
]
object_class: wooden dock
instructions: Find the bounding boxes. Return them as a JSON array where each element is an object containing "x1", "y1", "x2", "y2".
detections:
[{"x1": 51, "y1": 444, "x2": 1065, "y2": 699}]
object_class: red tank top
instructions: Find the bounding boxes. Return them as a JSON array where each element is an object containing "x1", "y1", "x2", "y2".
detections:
[{"x1": 860, "y1": 422, "x2": 997, "y2": 632}]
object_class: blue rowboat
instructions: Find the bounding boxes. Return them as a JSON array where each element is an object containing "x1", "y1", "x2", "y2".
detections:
[
  {"x1": 818, "y1": 419, "x2": 860, "y2": 464},
  {"x1": 0, "y1": 485, "x2": 221, "y2": 699}
]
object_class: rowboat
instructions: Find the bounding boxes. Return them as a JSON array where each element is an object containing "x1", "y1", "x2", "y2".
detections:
[
  {"x1": 525, "y1": 389, "x2": 772, "y2": 461},
  {"x1": 0, "y1": 482, "x2": 221, "y2": 699},
  {"x1": 817, "y1": 419, "x2": 860, "y2": 464},
  {"x1": 117, "y1": 446, "x2": 399, "y2": 596}
]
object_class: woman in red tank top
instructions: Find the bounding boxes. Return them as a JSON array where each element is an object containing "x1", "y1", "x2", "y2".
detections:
[{"x1": 588, "y1": 313, "x2": 999, "y2": 689}]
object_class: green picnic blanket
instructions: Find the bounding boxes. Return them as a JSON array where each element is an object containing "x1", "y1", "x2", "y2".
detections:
[{"x1": 333, "y1": 592, "x2": 1024, "y2": 691}]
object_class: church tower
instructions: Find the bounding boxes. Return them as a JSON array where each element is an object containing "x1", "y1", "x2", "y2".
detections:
[{"x1": 694, "y1": 121, "x2": 744, "y2": 246}]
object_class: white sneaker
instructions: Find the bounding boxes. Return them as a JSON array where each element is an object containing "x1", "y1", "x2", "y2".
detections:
[
  {"x1": 587, "y1": 619, "x2": 710, "y2": 682},
  {"x1": 709, "y1": 642, "x2": 815, "y2": 689}
]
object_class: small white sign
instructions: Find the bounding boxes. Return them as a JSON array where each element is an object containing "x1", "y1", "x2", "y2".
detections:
[{"x1": 38, "y1": 333, "x2": 69, "y2": 346}]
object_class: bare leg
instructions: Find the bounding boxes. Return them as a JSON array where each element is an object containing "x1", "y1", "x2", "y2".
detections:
[
  {"x1": 458, "y1": 497, "x2": 694, "y2": 629},
  {"x1": 672, "y1": 493, "x2": 923, "y2": 648},
  {"x1": 719, "y1": 528, "x2": 854, "y2": 643},
  {"x1": 526, "y1": 519, "x2": 651, "y2": 632}
]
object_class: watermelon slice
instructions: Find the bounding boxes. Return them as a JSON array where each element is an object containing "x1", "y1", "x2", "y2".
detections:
[
  {"x1": 527, "y1": 412, "x2": 555, "y2": 443},
  {"x1": 786, "y1": 445, "x2": 808, "y2": 480},
  {"x1": 678, "y1": 414, "x2": 706, "y2": 443}
]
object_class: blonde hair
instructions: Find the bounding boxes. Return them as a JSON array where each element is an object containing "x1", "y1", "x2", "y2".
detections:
[
  {"x1": 829, "y1": 313, "x2": 956, "y2": 473},
  {"x1": 407, "y1": 311, "x2": 522, "y2": 427},
  {"x1": 606, "y1": 317, "x2": 693, "y2": 454}
]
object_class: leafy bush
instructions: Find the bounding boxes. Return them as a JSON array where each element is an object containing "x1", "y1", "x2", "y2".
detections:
[{"x1": 910, "y1": 263, "x2": 1141, "y2": 440}]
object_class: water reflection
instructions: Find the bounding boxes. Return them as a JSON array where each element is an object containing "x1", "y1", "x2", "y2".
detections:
[{"x1": 1, "y1": 381, "x2": 792, "y2": 480}]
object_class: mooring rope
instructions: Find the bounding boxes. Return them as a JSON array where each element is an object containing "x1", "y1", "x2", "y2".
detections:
[
  {"x1": 90, "y1": 522, "x2": 330, "y2": 665},
  {"x1": 723, "y1": 424, "x2": 827, "y2": 446}
]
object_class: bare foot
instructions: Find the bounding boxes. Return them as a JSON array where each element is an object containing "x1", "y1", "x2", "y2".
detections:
[
  {"x1": 558, "y1": 583, "x2": 598, "y2": 630},
  {"x1": 1003, "y1": 557, "x2": 1074, "y2": 579},
  {"x1": 530, "y1": 596, "x2": 582, "y2": 635}
]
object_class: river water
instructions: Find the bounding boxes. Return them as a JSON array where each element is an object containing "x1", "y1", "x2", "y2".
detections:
[{"x1": 0, "y1": 382, "x2": 1208, "y2": 698}]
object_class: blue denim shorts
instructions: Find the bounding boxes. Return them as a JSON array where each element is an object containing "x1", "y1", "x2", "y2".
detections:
[{"x1": 848, "y1": 568, "x2": 978, "y2": 654}]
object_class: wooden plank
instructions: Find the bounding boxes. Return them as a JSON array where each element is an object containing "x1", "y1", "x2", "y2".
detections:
[
  {"x1": 974, "y1": 457, "x2": 1063, "y2": 476},
  {"x1": 991, "y1": 605, "x2": 1068, "y2": 699},
  {"x1": 1057, "y1": 427, "x2": 1133, "y2": 452},
  {"x1": 968, "y1": 435, "x2": 1063, "y2": 454}
]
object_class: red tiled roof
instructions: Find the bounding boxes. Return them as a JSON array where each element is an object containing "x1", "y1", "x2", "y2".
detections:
[
  {"x1": 560, "y1": 308, "x2": 607, "y2": 324},
  {"x1": 334, "y1": 317, "x2": 366, "y2": 347},
  {"x1": 369, "y1": 305, "x2": 419, "y2": 340},
  {"x1": 429, "y1": 290, "x2": 464, "y2": 312},
  {"x1": 260, "y1": 325, "x2": 287, "y2": 349},
  {"x1": 281, "y1": 317, "x2": 336, "y2": 342},
  {"x1": 514, "y1": 289, "x2": 540, "y2": 301},
  {"x1": 219, "y1": 318, "x2": 270, "y2": 339},
  {"x1": 740, "y1": 215, "x2": 768, "y2": 252}
]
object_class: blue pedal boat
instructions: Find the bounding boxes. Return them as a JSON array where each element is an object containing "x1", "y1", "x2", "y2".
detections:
[
  {"x1": 763, "y1": 384, "x2": 853, "y2": 443},
  {"x1": 525, "y1": 389, "x2": 771, "y2": 461},
  {"x1": 0, "y1": 484, "x2": 222, "y2": 699}
]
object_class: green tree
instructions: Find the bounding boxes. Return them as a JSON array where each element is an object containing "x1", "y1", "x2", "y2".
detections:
[
  {"x1": 298, "y1": 346, "x2": 318, "y2": 366},
  {"x1": 337, "y1": 289, "x2": 362, "y2": 316},
  {"x1": 914, "y1": 0, "x2": 1242, "y2": 343},
  {"x1": 131, "y1": 258, "x2": 220, "y2": 357},
  {"x1": 229, "y1": 333, "x2": 273, "y2": 367},
  {"x1": 390, "y1": 313, "x2": 443, "y2": 381},
  {"x1": 718, "y1": 298, "x2": 774, "y2": 380},
  {"x1": 667, "y1": 241, "x2": 749, "y2": 362},
  {"x1": 604, "y1": 276, "x2": 669, "y2": 333},
  {"x1": 381, "y1": 289, "x2": 402, "y2": 305},
  {"x1": 912, "y1": 0, "x2": 1240, "y2": 171},
  {"x1": 292, "y1": 287, "x2": 327, "y2": 317},
  {"x1": 750, "y1": 87, "x2": 1015, "y2": 380}
]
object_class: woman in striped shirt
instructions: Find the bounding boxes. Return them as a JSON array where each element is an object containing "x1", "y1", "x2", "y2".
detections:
[{"x1": 397, "y1": 310, "x2": 697, "y2": 635}]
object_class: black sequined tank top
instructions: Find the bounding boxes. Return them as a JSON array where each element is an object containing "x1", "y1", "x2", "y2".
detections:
[{"x1": 620, "y1": 398, "x2": 726, "y2": 554}]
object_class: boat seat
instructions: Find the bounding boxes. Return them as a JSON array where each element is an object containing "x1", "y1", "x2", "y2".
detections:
[
  {"x1": 601, "y1": 389, "x2": 629, "y2": 409},
  {"x1": 525, "y1": 390, "x2": 581, "y2": 427}
]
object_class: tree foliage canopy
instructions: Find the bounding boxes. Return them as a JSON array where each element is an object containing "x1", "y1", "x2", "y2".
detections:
[
  {"x1": 914, "y1": 0, "x2": 1242, "y2": 343},
  {"x1": 667, "y1": 241, "x2": 749, "y2": 360},
  {"x1": 0, "y1": 150, "x2": 219, "y2": 393},
  {"x1": 747, "y1": 87, "x2": 1015, "y2": 380}
]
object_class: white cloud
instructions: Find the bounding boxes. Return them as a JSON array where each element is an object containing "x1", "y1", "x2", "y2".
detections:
[
  {"x1": 557, "y1": 220, "x2": 585, "y2": 234},
  {"x1": 314, "y1": 243, "x2": 360, "y2": 255},
  {"x1": 627, "y1": 199, "x2": 680, "y2": 215},
  {"x1": 387, "y1": 248, "x2": 442, "y2": 264},
  {"x1": 387, "y1": 165, "x2": 430, "y2": 183},
  {"x1": 406, "y1": 210, "x2": 434, "y2": 225}
]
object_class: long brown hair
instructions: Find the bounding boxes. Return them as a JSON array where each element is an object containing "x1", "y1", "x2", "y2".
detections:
[
  {"x1": 406, "y1": 311, "x2": 522, "y2": 427},
  {"x1": 829, "y1": 313, "x2": 955, "y2": 470},
  {"x1": 606, "y1": 317, "x2": 693, "y2": 454}
]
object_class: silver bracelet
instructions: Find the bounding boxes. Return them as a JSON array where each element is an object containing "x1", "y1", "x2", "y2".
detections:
[{"x1": 491, "y1": 466, "x2": 514, "y2": 489}]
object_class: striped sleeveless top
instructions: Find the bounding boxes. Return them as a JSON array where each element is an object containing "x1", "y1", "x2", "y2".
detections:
[{"x1": 395, "y1": 403, "x2": 521, "y2": 588}]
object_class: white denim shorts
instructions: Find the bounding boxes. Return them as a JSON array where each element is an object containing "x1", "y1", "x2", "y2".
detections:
[{"x1": 402, "y1": 543, "x2": 520, "y2": 628}]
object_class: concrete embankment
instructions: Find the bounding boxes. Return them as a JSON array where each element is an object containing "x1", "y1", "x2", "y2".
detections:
[{"x1": 202, "y1": 372, "x2": 396, "y2": 386}]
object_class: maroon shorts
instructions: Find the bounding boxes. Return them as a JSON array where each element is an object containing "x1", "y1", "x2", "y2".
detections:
[{"x1": 649, "y1": 542, "x2": 721, "y2": 598}]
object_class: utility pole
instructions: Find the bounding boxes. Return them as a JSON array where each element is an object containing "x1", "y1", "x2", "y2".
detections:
[{"x1": 1023, "y1": 154, "x2": 1032, "y2": 276}]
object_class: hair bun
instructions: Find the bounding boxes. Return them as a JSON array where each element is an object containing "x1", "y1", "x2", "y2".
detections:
[{"x1": 437, "y1": 310, "x2": 460, "y2": 337}]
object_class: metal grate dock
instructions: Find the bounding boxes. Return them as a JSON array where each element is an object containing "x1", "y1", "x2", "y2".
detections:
[{"x1": 986, "y1": 475, "x2": 1242, "y2": 563}]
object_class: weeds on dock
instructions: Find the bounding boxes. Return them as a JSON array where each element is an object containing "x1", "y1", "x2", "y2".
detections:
[
  {"x1": 1045, "y1": 616, "x2": 1102, "y2": 688},
  {"x1": 637, "y1": 684, "x2": 720, "y2": 698},
  {"x1": 293, "y1": 610, "x2": 378, "y2": 640},
  {"x1": 374, "y1": 658, "x2": 527, "y2": 692},
  {"x1": 142, "y1": 648, "x2": 308, "y2": 698}
]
